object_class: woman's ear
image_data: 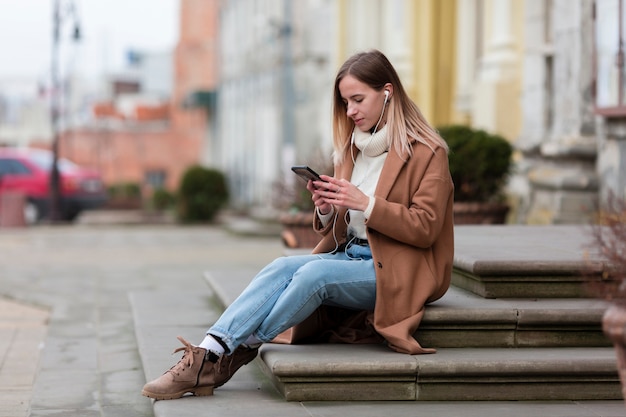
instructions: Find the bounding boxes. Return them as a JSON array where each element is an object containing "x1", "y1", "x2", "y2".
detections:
[{"x1": 383, "y1": 83, "x2": 393, "y2": 100}]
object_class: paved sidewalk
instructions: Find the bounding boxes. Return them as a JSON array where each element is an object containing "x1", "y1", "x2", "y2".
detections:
[
  {"x1": 0, "y1": 222, "x2": 283, "y2": 417},
  {"x1": 0, "y1": 220, "x2": 624, "y2": 417},
  {"x1": 0, "y1": 298, "x2": 48, "y2": 417}
]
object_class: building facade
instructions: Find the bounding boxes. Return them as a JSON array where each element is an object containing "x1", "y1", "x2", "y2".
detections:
[
  {"x1": 46, "y1": 0, "x2": 217, "y2": 198},
  {"x1": 216, "y1": 0, "x2": 335, "y2": 210},
  {"x1": 448, "y1": 0, "x2": 624, "y2": 224},
  {"x1": 3, "y1": 0, "x2": 623, "y2": 225}
]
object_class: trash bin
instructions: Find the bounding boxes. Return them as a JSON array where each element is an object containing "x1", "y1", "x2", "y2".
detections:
[{"x1": 0, "y1": 192, "x2": 26, "y2": 227}]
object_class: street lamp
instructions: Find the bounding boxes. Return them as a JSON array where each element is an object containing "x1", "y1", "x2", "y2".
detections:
[
  {"x1": 49, "y1": 0, "x2": 81, "y2": 222},
  {"x1": 269, "y1": 0, "x2": 296, "y2": 182},
  {"x1": 281, "y1": 0, "x2": 295, "y2": 175}
]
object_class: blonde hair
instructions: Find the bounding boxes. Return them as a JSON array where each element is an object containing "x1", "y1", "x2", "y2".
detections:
[{"x1": 332, "y1": 49, "x2": 448, "y2": 165}]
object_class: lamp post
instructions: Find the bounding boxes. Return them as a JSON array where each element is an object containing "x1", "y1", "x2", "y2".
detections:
[
  {"x1": 281, "y1": 0, "x2": 295, "y2": 175},
  {"x1": 270, "y1": 0, "x2": 296, "y2": 182},
  {"x1": 49, "y1": 0, "x2": 80, "y2": 222}
]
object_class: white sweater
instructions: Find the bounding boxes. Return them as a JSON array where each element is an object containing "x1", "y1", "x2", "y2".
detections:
[{"x1": 319, "y1": 125, "x2": 389, "y2": 241}]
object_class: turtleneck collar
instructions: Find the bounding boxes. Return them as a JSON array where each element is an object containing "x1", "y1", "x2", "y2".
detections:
[{"x1": 353, "y1": 124, "x2": 389, "y2": 157}]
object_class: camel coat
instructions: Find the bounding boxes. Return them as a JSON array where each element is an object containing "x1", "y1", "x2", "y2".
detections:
[{"x1": 278, "y1": 139, "x2": 454, "y2": 355}]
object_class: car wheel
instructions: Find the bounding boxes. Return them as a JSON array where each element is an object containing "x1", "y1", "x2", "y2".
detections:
[{"x1": 23, "y1": 200, "x2": 40, "y2": 225}]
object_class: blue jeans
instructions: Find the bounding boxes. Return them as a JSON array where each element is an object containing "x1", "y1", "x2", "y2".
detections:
[{"x1": 208, "y1": 243, "x2": 376, "y2": 353}]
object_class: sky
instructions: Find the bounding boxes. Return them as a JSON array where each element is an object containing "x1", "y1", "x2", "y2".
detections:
[{"x1": 0, "y1": 0, "x2": 179, "y2": 83}]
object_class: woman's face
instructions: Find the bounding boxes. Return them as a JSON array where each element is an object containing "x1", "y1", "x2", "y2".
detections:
[{"x1": 338, "y1": 75, "x2": 389, "y2": 132}]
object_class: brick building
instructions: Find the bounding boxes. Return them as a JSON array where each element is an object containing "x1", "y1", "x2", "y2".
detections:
[{"x1": 48, "y1": 0, "x2": 219, "y2": 199}]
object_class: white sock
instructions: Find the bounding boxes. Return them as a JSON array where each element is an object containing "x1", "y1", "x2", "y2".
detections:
[
  {"x1": 244, "y1": 334, "x2": 262, "y2": 347},
  {"x1": 199, "y1": 334, "x2": 225, "y2": 355}
]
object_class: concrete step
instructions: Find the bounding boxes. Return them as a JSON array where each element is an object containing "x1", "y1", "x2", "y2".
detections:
[
  {"x1": 418, "y1": 286, "x2": 610, "y2": 348},
  {"x1": 286, "y1": 225, "x2": 610, "y2": 299},
  {"x1": 129, "y1": 290, "x2": 623, "y2": 414},
  {"x1": 204, "y1": 269, "x2": 612, "y2": 349},
  {"x1": 204, "y1": 269, "x2": 620, "y2": 401},
  {"x1": 130, "y1": 279, "x2": 620, "y2": 404},
  {"x1": 452, "y1": 225, "x2": 610, "y2": 298},
  {"x1": 259, "y1": 344, "x2": 619, "y2": 401}
]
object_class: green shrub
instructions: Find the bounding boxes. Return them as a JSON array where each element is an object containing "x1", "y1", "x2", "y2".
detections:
[
  {"x1": 437, "y1": 125, "x2": 513, "y2": 203},
  {"x1": 108, "y1": 182, "x2": 141, "y2": 199},
  {"x1": 106, "y1": 182, "x2": 142, "y2": 209},
  {"x1": 177, "y1": 165, "x2": 229, "y2": 222},
  {"x1": 151, "y1": 188, "x2": 176, "y2": 211}
]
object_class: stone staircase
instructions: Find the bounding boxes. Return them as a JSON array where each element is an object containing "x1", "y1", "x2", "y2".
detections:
[{"x1": 203, "y1": 225, "x2": 621, "y2": 401}]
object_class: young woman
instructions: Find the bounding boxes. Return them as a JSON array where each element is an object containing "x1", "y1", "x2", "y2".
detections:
[{"x1": 142, "y1": 49, "x2": 454, "y2": 400}]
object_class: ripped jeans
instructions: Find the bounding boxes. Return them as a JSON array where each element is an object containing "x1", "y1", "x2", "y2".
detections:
[{"x1": 208, "y1": 243, "x2": 376, "y2": 353}]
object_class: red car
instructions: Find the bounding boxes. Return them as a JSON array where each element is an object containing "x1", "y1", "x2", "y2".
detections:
[{"x1": 0, "y1": 148, "x2": 107, "y2": 223}]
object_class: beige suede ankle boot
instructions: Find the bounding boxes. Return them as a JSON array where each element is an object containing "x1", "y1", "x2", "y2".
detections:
[
  {"x1": 209, "y1": 344, "x2": 259, "y2": 389},
  {"x1": 141, "y1": 336, "x2": 214, "y2": 400}
]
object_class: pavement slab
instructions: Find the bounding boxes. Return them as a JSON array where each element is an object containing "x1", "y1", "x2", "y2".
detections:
[{"x1": 0, "y1": 298, "x2": 49, "y2": 417}]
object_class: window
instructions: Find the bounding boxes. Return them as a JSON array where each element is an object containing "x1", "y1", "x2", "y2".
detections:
[
  {"x1": 145, "y1": 170, "x2": 166, "y2": 189},
  {"x1": 595, "y1": 0, "x2": 626, "y2": 115},
  {"x1": 0, "y1": 159, "x2": 31, "y2": 176}
]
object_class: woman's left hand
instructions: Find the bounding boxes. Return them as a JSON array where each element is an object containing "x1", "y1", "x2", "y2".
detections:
[{"x1": 313, "y1": 175, "x2": 369, "y2": 212}]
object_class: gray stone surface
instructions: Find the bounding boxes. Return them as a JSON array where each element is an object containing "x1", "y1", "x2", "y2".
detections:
[
  {"x1": 0, "y1": 219, "x2": 623, "y2": 416},
  {"x1": 205, "y1": 262, "x2": 620, "y2": 402},
  {"x1": 452, "y1": 225, "x2": 609, "y2": 297},
  {"x1": 453, "y1": 225, "x2": 600, "y2": 273}
]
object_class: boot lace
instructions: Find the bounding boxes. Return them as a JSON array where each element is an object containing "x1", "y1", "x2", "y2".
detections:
[{"x1": 166, "y1": 336, "x2": 200, "y2": 376}]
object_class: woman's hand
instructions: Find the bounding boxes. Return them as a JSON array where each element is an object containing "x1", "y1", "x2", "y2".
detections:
[
  {"x1": 311, "y1": 175, "x2": 369, "y2": 212},
  {"x1": 306, "y1": 178, "x2": 333, "y2": 214}
]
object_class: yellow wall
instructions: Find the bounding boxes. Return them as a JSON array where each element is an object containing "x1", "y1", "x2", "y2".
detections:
[
  {"x1": 471, "y1": 0, "x2": 525, "y2": 142},
  {"x1": 410, "y1": 0, "x2": 457, "y2": 127},
  {"x1": 334, "y1": 0, "x2": 526, "y2": 140},
  {"x1": 336, "y1": 0, "x2": 347, "y2": 68}
]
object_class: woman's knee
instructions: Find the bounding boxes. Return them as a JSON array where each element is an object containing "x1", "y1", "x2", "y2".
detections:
[
  {"x1": 253, "y1": 256, "x2": 293, "y2": 279},
  {"x1": 289, "y1": 266, "x2": 331, "y2": 300},
  {"x1": 293, "y1": 261, "x2": 329, "y2": 283}
]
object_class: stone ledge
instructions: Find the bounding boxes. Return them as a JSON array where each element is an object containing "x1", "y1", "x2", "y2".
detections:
[
  {"x1": 452, "y1": 225, "x2": 610, "y2": 298},
  {"x1": 288, "y1": 225, "x2": 610, "y2": 298},
  {"x1": 260, "y1": 344, "x2": 620, "y2": 401},
  {"x1": 451, "y1": 269, "x2": 597, "y2": 298},
  {"x1": 205, "y1": 271, "x2": 611, "y2": 348},
  {"x1": 201, "y1": 225, "x2": 619, "y2": 402}
]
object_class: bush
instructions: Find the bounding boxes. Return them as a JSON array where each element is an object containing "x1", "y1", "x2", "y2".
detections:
[
  {"x1": 177, "y1": 165, "x2": 229, "y2": 222},
  {"x1": 151, "y1": 188, "x2": 176, "y2": 211},
  {"x1": 106, "y1": 182, "x2": 142, "y2": 209},
  {"x1": 437, "y1": 125, "x2": 513, "y2": 203},
  {"x1": 108, "y1": 182, "x2": 141, "y2": 199}
]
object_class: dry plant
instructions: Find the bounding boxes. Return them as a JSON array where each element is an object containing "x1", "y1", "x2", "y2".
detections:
[
  {"x1": 588, "y1": 193, "x2": 626, "y2": 304},
  {"x1": 272, "y1": 149, "x2": 334, "y2": 213}
]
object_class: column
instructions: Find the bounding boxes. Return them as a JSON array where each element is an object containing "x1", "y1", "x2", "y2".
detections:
[{"x1": 471, "y1": 0, "x2": 522, "y2": 141}]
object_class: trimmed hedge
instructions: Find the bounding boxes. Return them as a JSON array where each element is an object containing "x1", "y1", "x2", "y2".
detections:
[
  {"x1": 177, "y1": 165, "x2": 229, "y2": 223},
  {"x1": 438, "y1": 125, "x2": 513, "y2": 203},
  {"x1": 151, "y1": 188, "x2": 176, "y2": 211}
]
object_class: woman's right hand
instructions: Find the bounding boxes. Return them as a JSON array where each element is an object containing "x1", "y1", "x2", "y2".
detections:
[
  {"x1": 312, "y1": 174, "x2": 369, "y2": 213},
  {"x1": 307, "y1": 178, "x2": 333, "y2": 215}
]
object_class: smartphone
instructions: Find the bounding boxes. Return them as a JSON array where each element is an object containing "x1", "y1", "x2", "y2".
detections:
[{"x1": 291, "y1": 165, "x2": 322, "y2": 183}]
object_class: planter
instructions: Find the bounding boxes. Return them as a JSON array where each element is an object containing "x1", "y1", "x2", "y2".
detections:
[
  {"x1": 279, "y1": 211, "x2": 321, "y2": 249},
  {"x1": 453, "y1": 202, "x2": 509, "y2": 225},
  {"x1": 105, "y1": 197, "x2": 143, "y2": 210},
  {"x1": 603, "y1": 304, "x2": 626, "y2": 405}
]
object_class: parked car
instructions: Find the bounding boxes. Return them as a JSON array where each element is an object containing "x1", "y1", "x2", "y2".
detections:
[{"x1": 0, "y1": 148, "x2": 107, "y2": 224}]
